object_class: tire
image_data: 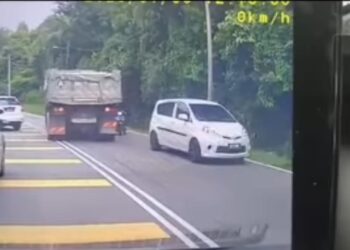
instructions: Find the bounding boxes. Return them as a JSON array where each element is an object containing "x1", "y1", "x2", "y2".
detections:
[
  {"x1": 235, "y1": 157, "x2": 245, "y2": 165},
  {"x1": 189, "y1": 138, "x2": 202, "y2": 163},
  {"x1": 150, "y1": 131, "x2": 161, "y2": 151},
  {"x1": 47, "y1": 135, "x2": 65, "y2": 141},
  {"x1": 12, "y1": 122, "x2": 21, "y2": 131},
  {"x1": 0, "y1": 140, "x2": 5, "y2": 177},
  {"x1": 0, "y1": 156, "x2": 4, "y2": 177}
]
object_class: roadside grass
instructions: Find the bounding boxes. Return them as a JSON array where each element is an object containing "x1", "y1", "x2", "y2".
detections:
[
  {"x1": 23, "y1": 101, "x2": 291, "y2": 170},
  {"x1": 24, "y1": 102, "x2": 45, "y2": 116},
  {"x1": 250, "y1": 150, "x2": 291, "y2": 170}
]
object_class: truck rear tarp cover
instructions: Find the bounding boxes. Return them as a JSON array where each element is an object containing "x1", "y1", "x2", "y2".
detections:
[{"x1": 44, "y1": 69, "x2": 122, "y2": 105}]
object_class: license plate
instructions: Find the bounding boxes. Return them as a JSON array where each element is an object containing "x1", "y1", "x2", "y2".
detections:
[
  {"x1": 228, "y1": 143, "x2": 240, "y2": 149},
  {"x1": 4, "y1": 107, "x2": 15, "y2": 112},
  {"x1": 71, "y1": 118, "x2": 97, "y2": 123}
]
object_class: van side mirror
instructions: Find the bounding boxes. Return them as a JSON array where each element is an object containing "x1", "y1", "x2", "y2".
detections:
[{"x1": 178, "y1": 113, "x2": 189, "y2": 121}]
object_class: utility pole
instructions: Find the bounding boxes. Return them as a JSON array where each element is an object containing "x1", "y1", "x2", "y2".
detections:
[
  {"x1": 7, "y1": 55, "x2": 11, "y2": 96},
  {"x1": 205, "y1": 1, "x2": 213, "y2": 101},
  {"x1": 65, "y1": 40, "x2": 70, "y2": 69}
]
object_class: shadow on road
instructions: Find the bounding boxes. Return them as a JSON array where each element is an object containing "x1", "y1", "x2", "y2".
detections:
[
  {"x1": 0, "y1": 126, "x2": 17, "y2": 132},
  {"x1": 161, "y1": 148, "x2": 245, "y2": 166}
]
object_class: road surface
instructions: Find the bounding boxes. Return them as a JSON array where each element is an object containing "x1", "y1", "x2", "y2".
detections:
[{"x1": 0, "y1": 114, "x2": 292, "y2": 250}]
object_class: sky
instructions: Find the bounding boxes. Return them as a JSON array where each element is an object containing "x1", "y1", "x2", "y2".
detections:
[{"x1": 0, "y1": 1, "x2": 56, "y2": 31}]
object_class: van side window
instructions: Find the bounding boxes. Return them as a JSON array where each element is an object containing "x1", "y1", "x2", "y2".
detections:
[
  {"x1": 176, "y1": 102, "x2": 190, "y2": 119},
  {"x1": 157, "y1": 102, "x2": 175, "y2": 117}
]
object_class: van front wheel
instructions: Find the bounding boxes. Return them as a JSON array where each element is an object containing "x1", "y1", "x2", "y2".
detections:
[{"x1": 189, "y1": 139, "x2": 202, "y2": 163}]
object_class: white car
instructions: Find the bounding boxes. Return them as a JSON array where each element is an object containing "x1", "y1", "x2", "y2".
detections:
[
  {"x1": 149, "y1": 99, "x2": 251, "y2": 163},
  {"x1": 0, "y1": 96, "x2": 24, "y2": 131}
]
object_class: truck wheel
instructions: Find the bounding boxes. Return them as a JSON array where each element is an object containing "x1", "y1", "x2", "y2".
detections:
[{"x1": 47, "y1": 135, "x2": 65, "y2": 141}]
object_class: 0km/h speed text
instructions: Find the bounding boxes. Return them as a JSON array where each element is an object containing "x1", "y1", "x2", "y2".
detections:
[{"x1": 236, "y1": 11, "x2": 292, "y2": 25}]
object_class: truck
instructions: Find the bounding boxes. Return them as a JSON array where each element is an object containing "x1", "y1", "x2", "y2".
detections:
[{"x1": 44, "y1": 69, "x2": 122, "y2": 141}]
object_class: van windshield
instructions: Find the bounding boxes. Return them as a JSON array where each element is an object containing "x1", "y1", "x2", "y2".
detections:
[
  {"x1": 0, "y1": 98, "x2": 19, "y2": 105},
  {"x1": 189, "y1": 104, "x2": 236, "y2": 123}
]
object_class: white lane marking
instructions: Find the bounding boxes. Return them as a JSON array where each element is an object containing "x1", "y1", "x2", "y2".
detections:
[
  {"x1": 24, "y1": 112, "x2": 292, "y2": 175},
  {"x1": 246, "y1": 159, "x2": 292, "y2": 174},
  {"x1": 59, "y1": 141, "x2": 219, "y2": 248},
  {"x1": 22, "y1": 116, "x2": 210, "y2": 247},
  {"x1": 57, "y1": 142, "x2": 199, "y2": 249}
]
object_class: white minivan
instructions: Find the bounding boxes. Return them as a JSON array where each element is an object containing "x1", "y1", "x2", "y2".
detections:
[{"x1": 149, "y1": 99, "x2": 251, "y2": 163}]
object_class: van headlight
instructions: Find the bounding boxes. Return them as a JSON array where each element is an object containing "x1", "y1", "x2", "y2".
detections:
[
  {"x1": 242, "y1": 127, "x2": 249, "y2": 139},
  {"x1": 202, "y1": 126, "x2": 221, "y2": 137}
]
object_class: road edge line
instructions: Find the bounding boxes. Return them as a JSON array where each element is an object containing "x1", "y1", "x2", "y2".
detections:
[
  {"x1": 24, "y1": 112, "x2": 292, "y2": 175},
  {"x1": 58, "y1": 141, "x2": 199, "y2": 249},
  {"x1": 62, "y1": 141, "x2": 219, "y2": 248},
  {"x1": 246, "y1": 159, "x2": 292, "y2": 174},
  {"x1": 128, "y1": 129, "x2": 292, "y2": 175}
]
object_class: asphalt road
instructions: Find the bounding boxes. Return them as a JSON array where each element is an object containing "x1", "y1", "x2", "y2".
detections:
[{"x1": 0, "y1": 114, "x2": 292, "y2": 250}]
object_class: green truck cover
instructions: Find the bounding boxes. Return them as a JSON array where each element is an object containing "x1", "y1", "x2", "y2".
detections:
[{"x1": 44, "y1": 69, "x2": 122, "y2": 105}]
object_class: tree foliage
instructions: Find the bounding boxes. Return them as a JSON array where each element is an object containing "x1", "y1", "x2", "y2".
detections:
[{"x1": 0, "y1": 2, "x2": 292, "y2": 155}]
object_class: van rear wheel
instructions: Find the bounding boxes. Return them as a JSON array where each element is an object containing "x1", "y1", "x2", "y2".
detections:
[{"x1": 150, "y1": 131, "x2": 161, "y2": 151}]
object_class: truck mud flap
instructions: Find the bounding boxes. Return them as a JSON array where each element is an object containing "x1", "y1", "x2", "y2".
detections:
[
  {"x1": 47, "y1": 116, "x2": 66, "y2": 136},
  {"x1": 99, "y1": 121, "x2": 117, "y2": 134}
]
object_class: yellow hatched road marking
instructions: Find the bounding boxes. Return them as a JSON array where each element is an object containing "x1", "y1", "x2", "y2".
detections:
[
  {"x1": 7, "y1": 139, "x2": 47, "y2": 142},
  {"x1": 5, "y1": 159, "x2": 81, "y2": 164},
  {"x1": 7, "y1": 147, "x2": 63, "y2": 151},
  {"x1": 0, "y1": 179, "x2": 111, "y2": 188},
  {"x1": 0, "y1": 223, "x2": 170, "y2": 245}
]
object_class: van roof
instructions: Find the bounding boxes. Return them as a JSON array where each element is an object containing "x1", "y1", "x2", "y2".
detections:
[{"x1": 156, "y1": 98, "x2": 219, "y2": 105}]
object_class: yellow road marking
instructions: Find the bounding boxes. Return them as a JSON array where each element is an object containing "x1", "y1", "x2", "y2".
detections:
[
  {"x1": 7, "y1": 147, "x2": 63, "y2": 151},
  {"x1": 5, "y1": 159, "x2": 81, "y2": 164},
  {"x1": 7, "y1": 139, "x2": 47, "y2": 142},
  {"x1": 0, "y1": 223, "x2": 170, "y2": 245},
  {"x1": 0, "y1": 179, "x2": 111, "y2": 188}
]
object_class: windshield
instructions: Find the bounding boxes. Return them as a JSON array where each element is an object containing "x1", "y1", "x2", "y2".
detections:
[
  {"x1": 0, "y1": 98, "x2": 19, "y2": 105},
  {"x1": 190, "y1": 104, "x2": 236, "y2": 123},
  {"x1": 0, "y1": 1, "x2": 293, "y2": 250}
]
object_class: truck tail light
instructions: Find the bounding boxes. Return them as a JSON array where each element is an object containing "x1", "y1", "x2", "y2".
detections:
[
  {"x1": 53, "y1": 107, "x2": 65, "y2": 114},
  {"x1": 104, "y1": 106, "x2": 117, "y2": 115}
]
